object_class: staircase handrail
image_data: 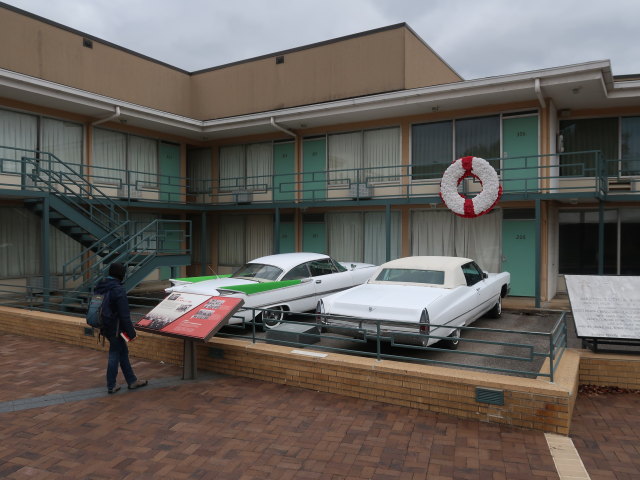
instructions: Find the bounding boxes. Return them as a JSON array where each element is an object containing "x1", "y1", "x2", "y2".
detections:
[{"x1": 19, "y1": 150, "x2": 128, "y2": 232}]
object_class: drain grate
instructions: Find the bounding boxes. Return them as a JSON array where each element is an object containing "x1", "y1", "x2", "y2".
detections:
[{"x1": 476, "y1": 387, "x2": 504, "y2": 405}]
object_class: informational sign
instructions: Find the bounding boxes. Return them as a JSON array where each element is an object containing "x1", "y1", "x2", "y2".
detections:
[
  {"x1": 137, "y1": 293, "x2": 244, "y2": 341},
  {"x1": 565, "y1": 275, "x2": 640, "y2": 339}
]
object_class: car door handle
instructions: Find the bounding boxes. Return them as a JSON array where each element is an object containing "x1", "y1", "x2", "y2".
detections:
[{"x1": 315, "y1": 280, "x2": 322, "y2": 284}]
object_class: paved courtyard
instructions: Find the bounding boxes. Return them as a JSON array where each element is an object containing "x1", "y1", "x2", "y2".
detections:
[{"x1": 1, "y1": 332, "x2": 639, "y2": 479}]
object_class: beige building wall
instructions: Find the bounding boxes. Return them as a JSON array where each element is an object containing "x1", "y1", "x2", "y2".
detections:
[
  {"x1": 0, "y1": 7, "x2": 192, "y2": 117},
  {"x1": 404, "y1": 28, "x2": 462, "y2": 89}
]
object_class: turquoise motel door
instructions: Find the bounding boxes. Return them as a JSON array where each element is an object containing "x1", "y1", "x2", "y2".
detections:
[
  {"x1": 502, "y1": 219, "x2": 536, "y2": 296},
  {"x1": 502, "y1": 116, "x2": 539, "y2": 193},
  {"x1": 273, "y1": 142, "x2": 295, "y2": 202},
  {"x1": 159, "y1": 142, "x2": 181, "y2": 202},
  {"x1": 303, "y1": 222, "x2": 326, "y2": 254},
  {"x1": 302, "y1": 138, "x2": 326, "y2": 201}
]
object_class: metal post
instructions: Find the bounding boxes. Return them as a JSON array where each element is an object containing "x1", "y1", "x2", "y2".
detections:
[
  {"x1": 183, "y1": 340, "x2": 197, "y2": 380},
  {"x1": 598, "y1": 200, "x2": 605, "y2": 275},
  {"x1": 200, "y1": 211, "x2": 206, "y2": 276},
  {"x1": 41, "y1": 196, "x2": 50, "y2": 307},
  {"x1": 535, "y1": 198, "x2": 541, "y2": 308},
  {"x1": 385, "y1": 204, "x2": 391, "y2": 262},
  {"x1": 274, "y1": 207, "x2": 281, "y2": 254}
]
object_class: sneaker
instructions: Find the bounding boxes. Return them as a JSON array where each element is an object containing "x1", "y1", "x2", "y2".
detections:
[
  {"x1": 108, "y1": 386, "x2": 121, "y2": 394},
  {"x1": 128, "y1": 379, "x2": 148, "y2": 390}
]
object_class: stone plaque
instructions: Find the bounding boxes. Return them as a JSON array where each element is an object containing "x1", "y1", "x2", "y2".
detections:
[{"x1": 565, "y1": 275, "x2": 640, "y2": 339}]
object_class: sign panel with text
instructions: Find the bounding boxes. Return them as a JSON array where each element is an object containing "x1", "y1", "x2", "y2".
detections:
[
  {"x1": 136, "y1": 293, "x2": 244, "y2": 341},
  {"x1": 565, "y1": 275, "x2": 640, "y2": 339}
]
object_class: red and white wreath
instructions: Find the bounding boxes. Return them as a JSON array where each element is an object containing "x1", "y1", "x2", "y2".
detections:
[{"x1": 439, "y1": 156, "x2": 502, "y2": 218}]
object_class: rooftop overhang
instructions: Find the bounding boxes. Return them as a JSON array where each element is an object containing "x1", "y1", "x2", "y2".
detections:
[{"x1": 0, "y1": 60, "x2": 638, "y2": 141}]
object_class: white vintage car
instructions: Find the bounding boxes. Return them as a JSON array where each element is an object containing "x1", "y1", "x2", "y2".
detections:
[
  {"x1": 166, "y1": 252, "x2": 376, "y2": 328},
  {"x1": 317, "y1": 256, "x2": 510, "y2": 348}
]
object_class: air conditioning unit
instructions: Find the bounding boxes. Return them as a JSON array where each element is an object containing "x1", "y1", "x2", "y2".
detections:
[
  {"x1": 232, "y1": 189, "x2": 253, "y2": 204},
  {"x1": 349, "y1": 183, "x2": 371, "y2": 200}
]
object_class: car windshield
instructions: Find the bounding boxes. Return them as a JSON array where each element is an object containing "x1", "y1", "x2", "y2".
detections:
[
  {"x1": 231, "y1": 263, "x2": 283, "y2": 281},
  {"x1": 375, "y1": 268, "x2": 445, "y2": 285}
]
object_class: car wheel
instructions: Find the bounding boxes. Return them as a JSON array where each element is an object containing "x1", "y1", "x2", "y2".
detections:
[
  {"x1": 261, "y1": 306, "x2": 285, "y2": 329},
  {"x1": 443, "y1": 328, "x2": 461, "y2": 350},
  {"x1": 487, "y1": 296, "x2": 502, "y2": 318}
]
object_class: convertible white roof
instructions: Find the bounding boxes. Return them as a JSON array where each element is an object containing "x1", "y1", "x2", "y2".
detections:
[
  {"x1": 249, "y1": 252, "x2": 329, "y2": 271},
  {"x1": 371, "y1": 256, "x2": 473, "y2": 289}
]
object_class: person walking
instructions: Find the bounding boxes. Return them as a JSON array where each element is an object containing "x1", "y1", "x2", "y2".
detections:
[{"x1": 94, "y1": 262, "x2": 148, "y2": 394}]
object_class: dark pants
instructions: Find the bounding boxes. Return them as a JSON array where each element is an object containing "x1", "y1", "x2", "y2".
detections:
[{"x1": 107, "y1": 336, "x2": 137, "y2": 389}]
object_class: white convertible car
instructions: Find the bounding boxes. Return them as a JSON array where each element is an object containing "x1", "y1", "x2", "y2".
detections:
[
  {"x1": 166, "y1": 252, "x2": 376, "y2": 328},
  {"x1": 317, "y1": 256, "x2": 510, "y2": 348}
]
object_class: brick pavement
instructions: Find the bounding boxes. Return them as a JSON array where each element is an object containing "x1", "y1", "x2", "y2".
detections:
[{"x1": 0, "y1": 332, "x2": 636, "y2": 479}]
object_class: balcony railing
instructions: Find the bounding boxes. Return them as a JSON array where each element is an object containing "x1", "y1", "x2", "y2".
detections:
[{"x1": 2, "y1": 149, "x2": 639, "y2": 206}]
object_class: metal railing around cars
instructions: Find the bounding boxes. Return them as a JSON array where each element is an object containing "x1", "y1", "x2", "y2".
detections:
[
  {"x1": 0, "y1": 285, "x2": 568, "y2": 383},
  {"x1": 217, "y1": 308, "x2": 569, "y2": 383}
]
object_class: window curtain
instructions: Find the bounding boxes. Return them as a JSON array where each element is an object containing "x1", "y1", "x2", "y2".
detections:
[
  {"x1": 0, "y1": 208, "x2": 40, "y2": 276},
  {"x1": 453, "y1": 210, "x2": 502, "y2": 273},
  {"x1": 411, "y1": 210, "x2": 456, "y2": 256},
  {"x1": 559, "y1": 118, "x2": 618, "y2": 176},
  {"x1": 327, "y1": 212, "x2": 363, "y2": 261},
  {"x1": 128, "y1": 212, "x2": 159, "y2": 251},
  {"x1": 187, "y1": 148, "x2": 212, "y2": 194},
  {"x1": 92, "y1": 128, "x2": 126, "y2": 185},
  {"x1": 0, "y1": 109, "x2": 37, "y2": 173},
  {"x1": 621, "y1": 116, "x2": 640, "y2": 175},
  {"x1": 455, "y1": 116, "x2": 500, "y2": 170},
  {"x1": 218, "y1": 215, "x2": 245, "y2": 265},
  {"x1": 128, "y1": 135, "x2": 157, "y2": 189},
  {"x1": 364, "y1": 128, "x2": 400, "y2": 182},
  {"x1": 245, "y1": 214, "x2": 274, "y2": 260},
  {"x1": 411, "y1": 121, "x2": 453, "y2": 179},
  {"x1": 363, "y1": 211, "x2": 401, "y2": 265},
  {"x1": 328, "y1": 132, "x2": 361, "y2": 184},
  {"x1": 246, "y1": 142, "x2": 273, "y2": 190},
  {"x1": 411, "y1": 209, "x2": 502, "y2": 272},
  {"x1": 41, "y1": 118, "x2": 83, "y2": 175},
  {"x1": 219, "y1": 145, "x2": 245, "y2": 190},
  {"x1": 50, "y1": 226, "x2": 82, "y2": 275}
]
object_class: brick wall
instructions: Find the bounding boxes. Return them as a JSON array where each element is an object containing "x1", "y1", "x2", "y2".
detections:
[
  {"x1": 7, "y1": 306, "x2": 634, "y2": 435},
  {"x1": 579, "y1": 350, "x2": 640, "y2": 390}
]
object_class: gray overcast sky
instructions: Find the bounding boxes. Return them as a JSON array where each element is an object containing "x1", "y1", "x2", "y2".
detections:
[{"x1": 4, "y1": 0, "x2": 638, "y2": 79}]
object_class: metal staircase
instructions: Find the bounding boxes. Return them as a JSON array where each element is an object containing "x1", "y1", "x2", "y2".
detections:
[{"x1": 19, "y1": 151, "x2": 191, "y2": 296}]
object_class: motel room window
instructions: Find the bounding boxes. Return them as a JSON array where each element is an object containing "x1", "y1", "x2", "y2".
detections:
[
  {"x1": 327, "y1": 211, "x2": 401, "y2": 265},
  {"x1": 41, "y1": 118, "x2": 83, "y2": 174},
  {"x1": 411, "y1": 115, "x2": 500, "y2": 180},
  {"x1": 218, "y1": 214, "x2": 273, "y2": 267},
  {"x1": 559, "y1": 209, "x2": 640, "y2": 276},
  {"x1": 0, "y1": 109, "x2": 37, "y2": 173},
  {"x1": 327, "y1": 127, "x2": 401, "y2": 185},
  {"x1": 92, "y1": 128, "x2": 158, "y2": 190},
  {"x1": 559, "y1": 118, "x2": 618, "y2": 176},
  {"x1": 621, "y1": 116, "x2": 640, "y2": 175},
  {"x1": 219, "y1": 142, "x2": 273, "y2": 191}
]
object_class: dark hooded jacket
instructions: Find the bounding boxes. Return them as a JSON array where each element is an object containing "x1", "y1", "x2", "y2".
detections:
[{"x1": 94, "y1": 276, "x2": 137, "y2": 341}]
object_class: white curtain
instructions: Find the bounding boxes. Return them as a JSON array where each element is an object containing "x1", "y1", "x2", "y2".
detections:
[
  {"x1": 187, "y1": 148, "x2": 212, "y2": 194},
  {"x1": 0, "y1": 208, "x2": 40, "y2": 276},
  {"x1": 92, "y1": 128, "x2": 126, "y2": 184},
  {"x1": 364, "y1": 128, "x2": 400, "y2": 182},
  {"x1": 453, "y1": 211, "x2": 502, "y2": 273},
  {"x1": 411, "y1": 209, "x2": 502, "y2": 272},
  {"x1": 50, "y1": 226, "x2": 82, "y2": 275},
  {"x1": 41, "y1": 118, "x2": 83, "y2": 174},
  {"x1": 328, "y1": 132, "x2": 361, "y2": 184},
  {"x1": 0, "y1": 109, "x2": 37, "y2": 173},
  {"x1": 327, "y1": 212, "x2": 364, "y2": 261},
  {"x1": 128, "y1": 135, "x2": 157, "y2": 189},
  {"x1": 246, "y1": 142, "x2": 273, "y2": 190},
  {"x1": 245, "y1": 215, "x2": 274, "y2": 260},
  {"x1": 219, "y1": 145, "x2": 245, "y2": 190},
  {"x1": 411, "y1": 210, "x2": 456, "y2": 256},
  {"x1": 364, "y1": 211, "x2": 401, "y2": 265},
  {"x1": 218, "y1": 215, "x2": 245, "y2": 266}
]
